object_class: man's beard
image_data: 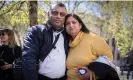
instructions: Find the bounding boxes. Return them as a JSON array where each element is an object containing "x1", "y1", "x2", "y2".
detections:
[{"x1": 49, "y1": 20, "x2": 64, "y2": 30}]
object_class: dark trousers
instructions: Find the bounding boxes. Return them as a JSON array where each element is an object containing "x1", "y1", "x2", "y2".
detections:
[
  {"x1": 0, "y1": 69, "x2": 14, "y2": 80},
  {"x1": 38, "y1": 74, "x2": 66, "y2": 80}
]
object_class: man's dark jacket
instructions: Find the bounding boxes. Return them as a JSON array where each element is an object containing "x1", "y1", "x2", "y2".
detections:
[{"x1": 22, "y1": 23, "x2": 69, "y2": 80}]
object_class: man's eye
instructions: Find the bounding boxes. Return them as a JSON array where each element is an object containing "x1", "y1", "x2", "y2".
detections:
[{"x1": 51, "y1": 11, "x2": 58, "y2": 16}]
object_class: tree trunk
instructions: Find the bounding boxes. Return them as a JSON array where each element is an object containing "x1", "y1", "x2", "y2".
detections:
[{"x1": 29, "y1": 1, "x2": 38, "y2": 27}]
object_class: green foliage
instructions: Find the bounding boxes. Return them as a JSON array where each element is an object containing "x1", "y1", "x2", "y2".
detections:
[
  {"x1": 38, "y1": 8, "x2": 47, "y2": 24},
  {"x1": 116, "y1": 27, "x2": 131, "y2": 57},
  {"x1": 10, "y1": 3, "x2": 29, "y2": 25},
  {"x1": 0, "y1": 1, "x2": 47, "y2": 46},
  {"x1": 101, "y1": 1, "x2": 133, "y2": 56}
]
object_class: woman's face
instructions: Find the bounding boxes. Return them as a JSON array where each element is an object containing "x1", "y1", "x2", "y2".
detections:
[
  {"x1": 65, "y1": 16, "x2": 81, "y2": 38},
  {"x1": 0, "y1": 32, "x2": 9, "y2": 43}
]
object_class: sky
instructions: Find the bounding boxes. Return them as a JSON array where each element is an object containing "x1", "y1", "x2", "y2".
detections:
[
  {"x1": 2, "y1": 0, "x2": 102, "y2": 17},
  {"x1": 38, "y1": 1, "x2": 102, "y2": 17}
]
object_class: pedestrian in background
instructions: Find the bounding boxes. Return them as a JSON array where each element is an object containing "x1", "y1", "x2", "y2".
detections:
[{"x1": 0, "y1": 29, "x2": 22, "y2": 80}]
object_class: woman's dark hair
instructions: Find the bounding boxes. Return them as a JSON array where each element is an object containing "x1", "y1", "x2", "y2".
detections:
[
  {"x1": 0, "y1": 28, "x2": 4, "y2": 34},
  {"x1": 64, "y1": 13, "x2": 90, "y2": 33}
]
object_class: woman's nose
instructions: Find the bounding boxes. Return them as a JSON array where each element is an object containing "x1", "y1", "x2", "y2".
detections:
[{"x1": 69, "y1": 23, "x2": 73, "y2": 27}]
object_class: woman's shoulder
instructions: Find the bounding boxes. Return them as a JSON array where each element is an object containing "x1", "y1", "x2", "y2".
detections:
[
  {"x1": 85, "y1": 32, "x2": 105, "y2": 43},
  {"x1": 0, "y1": 45, "x2": 9, "y2": 50},
  {"x1": 86, "y1": 32, "x2": 100, "y2": 38}
]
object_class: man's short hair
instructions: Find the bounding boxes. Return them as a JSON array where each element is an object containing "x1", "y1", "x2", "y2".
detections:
[
  {"x1": 56, "y1": 2, "x2": 65, "y2": 7},
  {"x1": 51, "y1": 2, "x2": 66, "y2": 11}
]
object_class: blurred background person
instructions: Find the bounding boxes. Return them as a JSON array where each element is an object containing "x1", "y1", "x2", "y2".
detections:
[
  {"x1": 0, "y1": 36, "x2": 2, "y2": 46},
  {"x1": 0, "y1": 29, "x2": 3, "y2": 46},
  {"x1": 0, "y1": 29, "x2": 22, "y2": 80}
]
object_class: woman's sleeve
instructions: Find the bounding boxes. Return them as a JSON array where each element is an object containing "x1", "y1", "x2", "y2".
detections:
[{"x1": 91, "y1": 35, "x2": 113, "y2": 61}]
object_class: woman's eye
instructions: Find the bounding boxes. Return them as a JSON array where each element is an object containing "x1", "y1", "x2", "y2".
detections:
[
  {"x1": 72, "y1": 21, "x2": 76, "y2": 24},
  {"x1": 66, "y1": 22, "x2": 70, "y2": 25}
]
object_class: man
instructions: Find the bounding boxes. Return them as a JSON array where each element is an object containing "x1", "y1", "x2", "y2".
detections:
[{"x1": 22, "y1": 3, "x2": 68, "y2": 80}]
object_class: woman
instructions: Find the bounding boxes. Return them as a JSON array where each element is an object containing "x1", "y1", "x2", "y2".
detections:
[
  {"x1": 0, "y1": 29, "x2": 22, "y2": 80},
  {"x1": 64, "y1": 14, "x2": 113, "y2": 80}
]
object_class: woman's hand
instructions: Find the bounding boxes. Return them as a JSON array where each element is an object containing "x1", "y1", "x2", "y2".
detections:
[
  {"x1": 1, "y1": 63, "x2": 12, "y2": 70},
  {"x1": 76, "y1": 67, "x2": 90, "y2": 80}
]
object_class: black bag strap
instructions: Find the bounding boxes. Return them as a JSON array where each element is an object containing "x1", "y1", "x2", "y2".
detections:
[
  {"x1": 39, "y1": 34, "x2": 60, "y2": 61},
  {"x1": 0, "y1": 50, "x2": 4, "y2": 58},
  {"x1": 12, "y1": 47, "x2": 16, "y2": 59},
  {"x1": 12, "y1": 47, "x2": 22, "y2": 62}
]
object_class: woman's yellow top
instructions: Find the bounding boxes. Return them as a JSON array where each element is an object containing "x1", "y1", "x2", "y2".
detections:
[{"x1": 66, "y1": 31, "x2": 113, "y2": 80}]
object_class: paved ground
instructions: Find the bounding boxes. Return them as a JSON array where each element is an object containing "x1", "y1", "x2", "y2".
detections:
[{"x1": 119, "y1": 71, "x2": 133, "y2": 80}]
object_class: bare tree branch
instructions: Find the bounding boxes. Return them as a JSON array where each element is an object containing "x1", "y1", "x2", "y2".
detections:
[
  {"x1": 72, "y1": 1, "x2": 82, "y2": 13},
  {"x1": 17, "y1": 1, "x2": 26, "y2": 10},
  {"x1": 94, "y1": 1, "x2": 108, "y2": 6},
  {"x1": 0, "y1": 1, "x2": 5, "y2": 10},
  {"x1": 44, "y1": 1, "x2": 52, "y2": 10},
  {"x1": 78, "y1": 9, "x2": 88, "y2": 18},
  {"x1": 0, "y1": 2, "x2": 20, "y2": 16}
]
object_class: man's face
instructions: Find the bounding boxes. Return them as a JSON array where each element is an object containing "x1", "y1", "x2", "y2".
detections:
[{"x1": 49, "y1": 5, "x2": 67, "y2": 29}]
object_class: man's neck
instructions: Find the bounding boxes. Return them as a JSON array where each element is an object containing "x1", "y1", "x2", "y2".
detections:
[{"x1": 52, "y1": 27, "x2": 64, "y2": 32}]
